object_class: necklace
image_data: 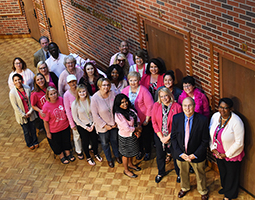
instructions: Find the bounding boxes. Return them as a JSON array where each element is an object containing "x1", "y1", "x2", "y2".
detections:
[{"x1": 100, "y1": 92, "x2": 112, "y2": 114}]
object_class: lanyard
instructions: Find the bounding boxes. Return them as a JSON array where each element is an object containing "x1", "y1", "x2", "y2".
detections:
[
  {"x1": 215, "y1": 113, "x2": 231, "y2": 144},
  {"x1": 16, "y1": 87, "x2": 29, "y2": 107}
]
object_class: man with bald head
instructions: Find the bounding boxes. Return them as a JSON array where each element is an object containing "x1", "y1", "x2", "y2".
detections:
[
  {"x1": 109, "y1": 40, "x2": 134, "y2": 66},
  {"x1": 171, "y1": 97, "x2": 209, "y2": 200}
]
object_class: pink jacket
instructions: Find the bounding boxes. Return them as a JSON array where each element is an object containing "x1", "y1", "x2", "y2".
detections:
[
  {"x1": 115, "y1": 111, "x2": 140, "y2": 137},
  {"x1": 63, "y1": 90, "x2": 76, "y2": 129},
  {"x1": 122, "y1": 85, "x2": 154, "y2": 123},
  {"x1": 178, "y1": 88, "x2": 210, "y2": 118},
  {"x1": 139, "y1": 74, "x2": 164, "y2": 90},
  {"x1": 152, "y1": 102, "x2": 182, "y2": 137}
]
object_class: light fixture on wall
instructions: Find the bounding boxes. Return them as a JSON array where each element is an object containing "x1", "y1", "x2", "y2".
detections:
[{"x1": 241, "y1": 43, "x2": 248, "y2": 53}]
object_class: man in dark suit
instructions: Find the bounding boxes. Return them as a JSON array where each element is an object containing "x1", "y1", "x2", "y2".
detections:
[
  {"x1": 171, "y1": 97, "x2": 209, "y2": 200},
  {"x1": 33, "y1": 36, "x2": 50, "y2": 68}
]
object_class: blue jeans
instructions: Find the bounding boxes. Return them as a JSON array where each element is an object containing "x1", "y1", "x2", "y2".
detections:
[
  {"x1": 98, "y1": 128, "x2": 119, "y2": 161},
  {"x1": 20, "y1": 119, "x2": 38, "y2": 148}
]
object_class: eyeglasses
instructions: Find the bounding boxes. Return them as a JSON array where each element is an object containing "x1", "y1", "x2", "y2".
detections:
[
  {"x1": 14, "y1": 62, "x2": 22, "y2": 65},
  {"x1": 183, "y1": 84, "x2": 192, "y2": 88},
  {"x1": 117, "y1": 59, "x2": 125, "y2": 63},
  {"x1": 39, "y1": 67, "x2": 47, "y2": 70},
  {"x1": 219, "y1": 106, "x2": 229, "y2": 110},
  {"x1": 66, "y1": 62, "x2": 74, "y2": 65}
]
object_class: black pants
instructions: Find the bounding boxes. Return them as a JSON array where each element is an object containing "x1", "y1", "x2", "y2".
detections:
[
  {"x1": 47, "y1": 127, "x2": 72, "y2": 155},
  {"x1": 217, "y1": 158, "x2": 241, "y2": 199},
  {"x1": 77, "y1": 125, "x2": 98, "y2": 159},
  {"x1": 138, "y1": 121, "x2": 153, "y2": 154},
  {"x1": 154, "y1": 133, "x2": 180, "y2": 176}
]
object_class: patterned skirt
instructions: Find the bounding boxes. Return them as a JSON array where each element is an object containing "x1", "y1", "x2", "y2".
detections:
[{"x1": 118, "y1": 133, "x2": 139, "y2": 157}]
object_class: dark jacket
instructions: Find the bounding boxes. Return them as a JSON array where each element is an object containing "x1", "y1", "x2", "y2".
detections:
[{"x1": 171, "y1": 112, "x2": 209, "y2": 163}]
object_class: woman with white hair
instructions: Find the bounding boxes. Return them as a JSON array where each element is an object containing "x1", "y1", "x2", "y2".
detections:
[
  {"x1": 113, "y1": 53, "x2": 130, "y2": 77},
  {"x1": 58, "y1": 55, "x2": 83, "y2": 96}
]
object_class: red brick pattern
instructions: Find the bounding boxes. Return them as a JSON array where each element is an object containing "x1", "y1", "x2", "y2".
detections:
[{"x1": 0, "y1": 0, "x2": 29, "y2": 35}]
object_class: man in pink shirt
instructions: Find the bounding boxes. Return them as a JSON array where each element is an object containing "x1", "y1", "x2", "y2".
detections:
[{"x1": 109, "y1": 41, "x2": 134, "y2": 66}]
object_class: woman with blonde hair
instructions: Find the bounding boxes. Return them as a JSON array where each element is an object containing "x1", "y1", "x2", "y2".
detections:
[
  {"x1": 91, "y1": 78, "x2": 121, "y2": 168},
  {"x1": 71, "y1": 84, "x2": 102, "y2": 165},
  {"x1": 113, "y1": 53, "x2": 130, "y2": 77},
  {"x1": 152, "y1": 87, "x2": 182, "y2": 183},
  {"x1": 37, "y1": 61, "x2": 58, "y2": 89},
  {"x1": 42, "y1": 86, "x2": 75, "y2": 164}
]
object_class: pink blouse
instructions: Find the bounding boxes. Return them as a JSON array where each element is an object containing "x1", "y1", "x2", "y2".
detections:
[{"x1": 213, "y1": 127, "x2": 245, "y2": 161}]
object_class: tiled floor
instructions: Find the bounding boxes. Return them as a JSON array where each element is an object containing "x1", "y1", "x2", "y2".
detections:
[{"x1": 0, "y1": 38, "x2": 253, "y2": 199}]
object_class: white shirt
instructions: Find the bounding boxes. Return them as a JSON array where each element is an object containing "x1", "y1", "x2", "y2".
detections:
[
  {"x1": 8, "y1": 69, "x2": 35, "y2": 90},
  {"x1": 45, "y1": 53, "x2": 67, "y2": 77}
]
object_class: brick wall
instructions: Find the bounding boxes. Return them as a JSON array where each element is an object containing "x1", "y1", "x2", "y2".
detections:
[
  {"x1": 60, "y1": 0, "x2": 255, "y2": 105},
  {"x1": 0, "y1": 0, "x2": 29, "y2": 35}
]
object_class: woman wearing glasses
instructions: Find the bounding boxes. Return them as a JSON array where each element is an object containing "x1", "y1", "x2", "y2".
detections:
[
  {"x1": 209, "y1": 98, "x2": 244, "y2": 200},
  {"x1": 178, "y1": 76, "x2": 210, "y2": 118},
  {"x1": 129, "y1": 50, "x2": 148, "y2": 78},
  {"x1": 37, "y1": 61, "x2": 58, "y2": 89},
  {"x1": 113, "y1": 53, "x2": 130, "y2": 77}
]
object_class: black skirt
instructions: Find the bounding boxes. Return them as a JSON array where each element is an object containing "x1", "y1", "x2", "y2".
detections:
[{"x1": 118, "y1": 133, "x2": 139, "y2": 157}]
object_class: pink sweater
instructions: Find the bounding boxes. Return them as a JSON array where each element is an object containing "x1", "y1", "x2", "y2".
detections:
[
  {"x1": 139, "y1": 74, "x2": 164, "y2": 90},
  {"x1": 58, "y1": 67, "x2": 83, "y2": 96},
  {"x1": 122, "y1": 85, "x2": 154, "y2": 123},
  {"x1": 63, "y1": 90, "x2": 76, "y2": 129},
  {"x1": 115, "y1": 110, "x2": 140, "y2": 137},
  {"x1": 91, "y1": 91, "x2": 116, "y2": 133},
  {"x1": 152, "y1": 102, "x2": 182, "y2": 137},
  {"x1": 178, "y1": 88, "x2": 210, "y2": 118}
]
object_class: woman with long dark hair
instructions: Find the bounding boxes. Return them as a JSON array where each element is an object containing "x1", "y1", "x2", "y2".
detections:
[{"x1": 113, "y1": 94, "x2": 142, "y2": 178}]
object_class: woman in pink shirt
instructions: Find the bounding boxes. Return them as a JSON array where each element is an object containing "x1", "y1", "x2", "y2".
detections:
[
  {"x1": 31, "y1": 73, "x2": 56, "y2": 119},
  {"x1": 140, "y1": 58, "x2": 166, "y2": 99},
  {"x1": 63, "y1": 75, "x2": 83, "y2": 160},
  {"x1": 42, "y1": 87, "x2": 75, "y2": 164},
  {"x1": 178, "y1": 76, "x2": 210, "y2": 118},
  {"x1": 113, "y1": 94, "x2": 142, "y2": 178},
  {"x1": 122, "y1": 71, "x2": 154, "y2": 161},
  {"x1": 9, "y1": 74, "x2": 38, "y2": 150},
  {"x1": 91, "y1": 78, "x2": 121, "y2": 168},
  {"x1": 209, "y1": 98, "x2": 244, "y2": 200},
  {"x1": 152, "y1": 87, "x2": 182, "y2": 183}
]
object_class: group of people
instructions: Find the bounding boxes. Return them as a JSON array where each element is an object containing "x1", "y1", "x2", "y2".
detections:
[{"x1": 8, "y1": 37, "x2": 245, "y2": 200}]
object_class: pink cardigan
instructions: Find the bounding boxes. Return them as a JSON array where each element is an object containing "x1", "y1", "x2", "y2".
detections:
[
  {"x1": 63, "y1": 90, "x2": 76, "y2": 129},
  {"x1": 139, "y1": 74, "x2": 164, "y2": 90},
  {"x1": 152, "y1": 102, "x2": 182, "y2": 137},
  {"x1": 115, "y1": 112, "x2": 139, "y2": 137},
  {"x1": 122, "y1": 85, "x2": 154, "y2": 123},
  {"x1": 178, "y1": 88, "x2": 210, "y2": 118}
]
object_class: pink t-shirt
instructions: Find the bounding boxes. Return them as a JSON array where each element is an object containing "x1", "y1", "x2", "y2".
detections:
[
  {"x1": 18, "y1": 90, "x2": 29, "y2": 113},
  {"x1": 42, "y1": 97, "x2": 69, "y2": 133},
  {"x1": 31, "y1": 82, "x2": 55, "y2": 118}
]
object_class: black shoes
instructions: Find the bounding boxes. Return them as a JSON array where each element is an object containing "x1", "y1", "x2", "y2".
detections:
[
  {"x1": 155, "y1": 175, "x2": 163, "y2": 183},
  {"x1": 218, "y1": 188, "x2": 224, "y2": 194},
  {"x1": 129, "y1": 166, "x2": 141, "y2": 171},
  {"x1": 189, "y1": 166, "x2": 194, "y2": 173},
  {"x1": 176, "y1": 176, "x2": 181, "y2": 183},
  {"x1": 108, "y1": 161, "x2": 114, "y2": 168},
  {"x1": 116, "y1": 157, "x2": 122, "y2": 164},
  {"x1": 124, "y1": 171, "x2": 138, "y2": 178},
  {"x1": 144, "y1": 153, "x2": 150, "y2": 161}
]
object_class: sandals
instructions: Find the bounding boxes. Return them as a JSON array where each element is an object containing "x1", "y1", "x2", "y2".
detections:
[
  {"x1": 165, "y1": 154, "x2": 172, "y2": 164},
  {"x1": 60, "y1": 157, "x2": 69, "y2": 164},
  {"x1": 87, "y1": 158, "x2": 95, "y2": 166},
  {"x1": 77, "y1": 153, "x2": 84, "y2": 160},
  {"x1": 66, "y1": 154, "x2": 76, "y2": 162},
  {"x1": 95, "y1": 154, "x2": 102, "y2": 162}
]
